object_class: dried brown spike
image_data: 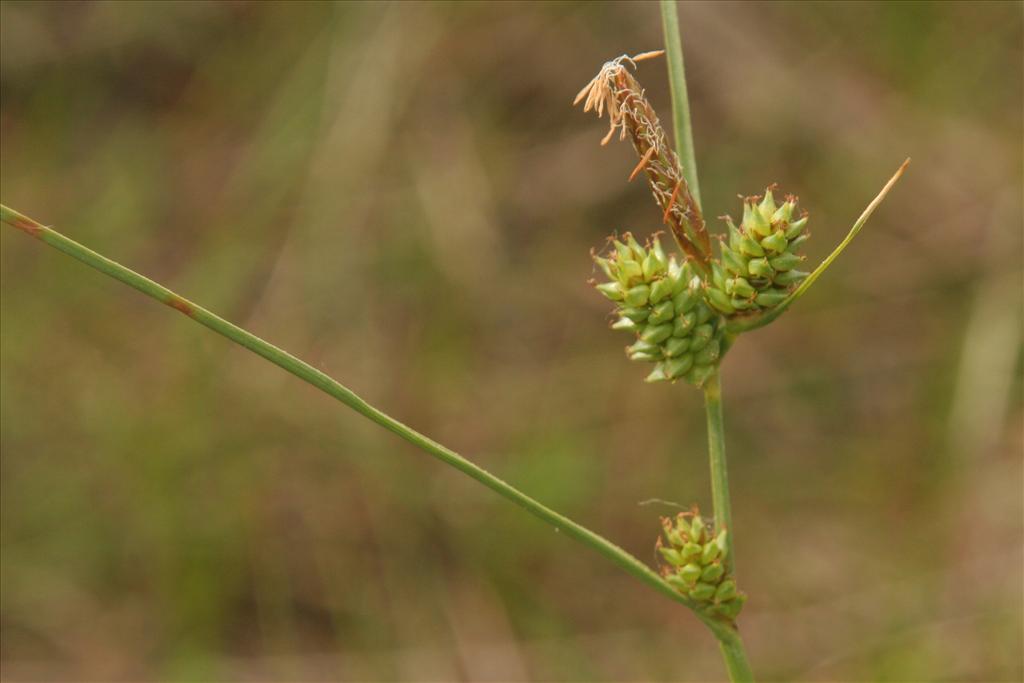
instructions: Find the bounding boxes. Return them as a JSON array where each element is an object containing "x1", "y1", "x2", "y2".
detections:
[{"x1": 574, "y1": 53, "x2": 712, "y2": 275}]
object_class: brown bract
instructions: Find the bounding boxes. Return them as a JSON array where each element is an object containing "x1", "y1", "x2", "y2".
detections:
[{"x1": 574, "y1": 52, "x2": 711, "y2": 274}]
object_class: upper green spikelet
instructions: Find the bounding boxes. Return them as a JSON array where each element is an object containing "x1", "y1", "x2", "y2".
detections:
[{"x1": 707, "y1": 188, "x2": 810, "y2": 316}]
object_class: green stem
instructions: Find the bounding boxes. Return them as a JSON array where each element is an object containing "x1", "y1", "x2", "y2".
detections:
[
  {"x1": 660, "y1": 4, "x2": 753, "y2": 680},
  {"x1": 0, "y1": 202, "x2": 744, "y2": 645},
  {"x1": 703, "y1": 372, "x2": 734, "y2": 563},
  {"x1": 660, "y1": 0, "x2": 701, "y2": 209},
  {"x1": 704, "y1": 376, "x2": 750, "y2": 683},
  {"x1": 718, "y1": 634, "x2": 755, "y2": 683}
]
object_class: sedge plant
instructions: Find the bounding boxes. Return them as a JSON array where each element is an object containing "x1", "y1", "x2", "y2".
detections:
[{"x1": 1, "y1": 4, "x2": 907, "y2": 680}]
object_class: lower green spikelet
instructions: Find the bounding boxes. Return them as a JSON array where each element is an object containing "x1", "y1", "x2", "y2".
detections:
[
  {"x1": 656, "y1": 507, "x2": 746, "y2": 623},
  {"x1": 593, "y1": 233, "x2": 726, "y2": 387}
]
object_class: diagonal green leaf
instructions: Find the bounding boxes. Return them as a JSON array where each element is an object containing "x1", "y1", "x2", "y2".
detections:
[
  {"x1": 726, "y1": 158, "x2": 910, "y2": 335},
  {"x1": 0, "y1": 202, "x2": 745, "y2": 645}
]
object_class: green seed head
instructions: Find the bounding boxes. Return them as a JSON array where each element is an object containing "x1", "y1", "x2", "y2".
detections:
[
  {"x1": 591, "y1": 233, "x2": 727, "y2": 388},
  {"x1": 707, "y1": 188, "x2": 811, "y2": 320},
  {"x1": 655, "y1": 505, "x2": 746, "y2": 623}
]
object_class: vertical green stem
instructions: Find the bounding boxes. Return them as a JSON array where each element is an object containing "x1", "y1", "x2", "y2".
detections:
[
  {"x1": 660, "y1": 3, "x2": 752, "y2": 680},
  {"x1": 718, "y1": 634, "x2": 755, "y2": 683},
  {"x1": 703, "y1": 372, "x2": 735, "y2": 564},
  {"x1": 660, "y1": 0, "x2": 701, "y2": 209},
  {"x1": 705, "y1": 374, "x2": 747, "y2": 683},
  {"x1": 661, "y1": 0, "x2": 737, "y2": 578}
]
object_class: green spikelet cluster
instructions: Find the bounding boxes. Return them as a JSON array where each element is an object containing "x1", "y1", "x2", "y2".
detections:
[
  {"x1": 707, "y1": 188, "x2": 810, "y2": 315},
  {"x1": 657, "y1": 510, "x2": 746, "y2": 622},
  {"x1": 593, "y1": 233, "x2": 725, "y2": 386}
]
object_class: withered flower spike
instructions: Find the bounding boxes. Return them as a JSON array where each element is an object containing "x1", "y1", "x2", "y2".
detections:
[{"x1": 574, "y1": 53, "x2": 711, "y2": 274}]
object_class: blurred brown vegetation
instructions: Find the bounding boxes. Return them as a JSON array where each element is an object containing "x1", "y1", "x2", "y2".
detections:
[{"x1": 1, "y1": 1, "x2": 1022, "y2": 681}]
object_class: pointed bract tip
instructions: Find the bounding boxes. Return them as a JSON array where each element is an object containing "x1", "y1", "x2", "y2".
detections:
[{"x1": 632, "y1": 50, "x2": 665, "y2": 62}]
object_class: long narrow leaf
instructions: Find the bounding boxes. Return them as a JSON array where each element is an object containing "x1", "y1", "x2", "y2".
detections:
[
  {"x1": 0, "y1": 202, "x2": 744, "y2": 644},
  {"x1": 727, "y1": 158, "x2": 910, "y2": 334}
]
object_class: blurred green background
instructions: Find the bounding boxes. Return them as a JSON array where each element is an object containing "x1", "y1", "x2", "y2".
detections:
[{"x1": 1, "y1": 2, "x2": 1021, "y2": 681}]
